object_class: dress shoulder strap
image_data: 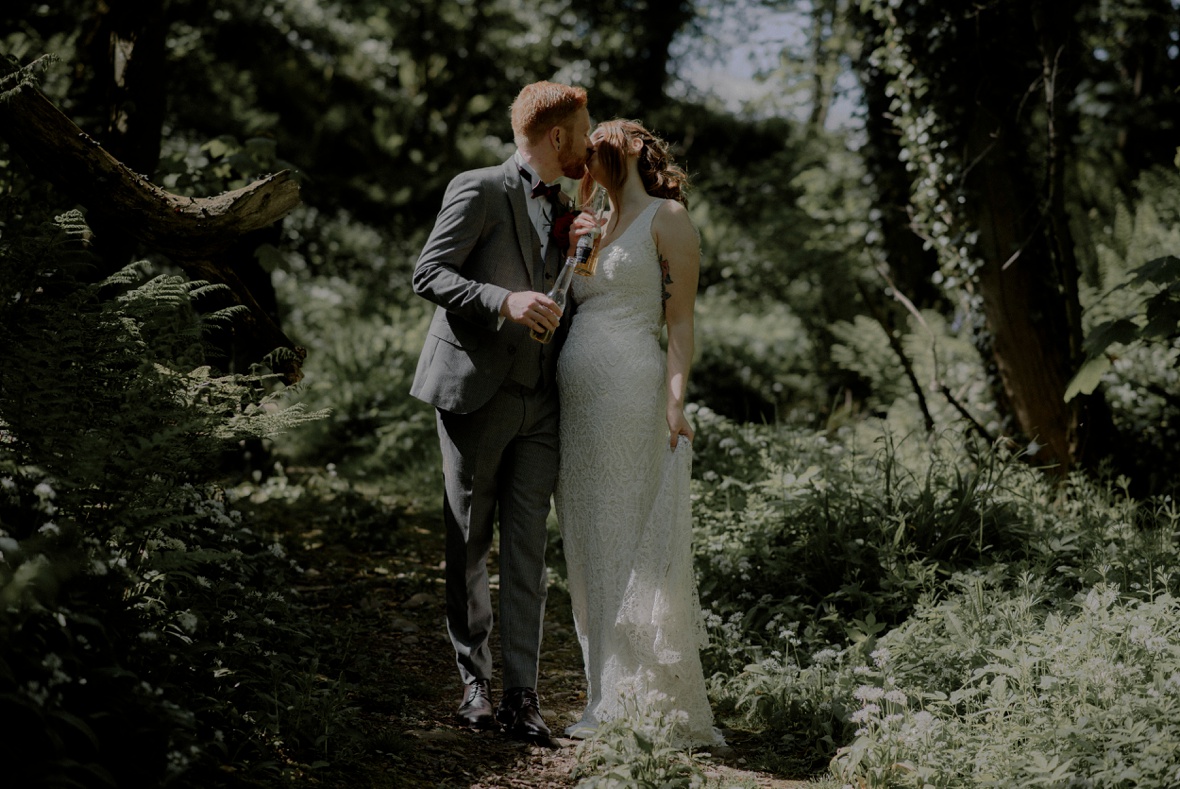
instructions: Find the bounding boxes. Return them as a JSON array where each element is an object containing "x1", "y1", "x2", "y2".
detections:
[{"x1": 641, "y1": 198, "x2": 666, "y2": 237}]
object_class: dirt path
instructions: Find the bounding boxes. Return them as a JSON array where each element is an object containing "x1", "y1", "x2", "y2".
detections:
[{"x1": 277, "y1": 480, "x2": 813, "y2": 788}]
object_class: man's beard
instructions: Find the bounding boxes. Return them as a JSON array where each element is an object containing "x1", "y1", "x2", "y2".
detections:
[{"x1": 559, "y1": 149, "x2": 589, "y2": 179}]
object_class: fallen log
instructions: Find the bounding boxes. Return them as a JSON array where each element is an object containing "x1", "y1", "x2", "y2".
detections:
[{"x1": 0, "y1": 62, "x2": 306, "y2": 383}]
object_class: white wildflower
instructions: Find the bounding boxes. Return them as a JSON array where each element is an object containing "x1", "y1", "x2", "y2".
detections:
[
  {"x1": 177, "y1": 611, "x2": 199, "y2": 634},
  {"x1": 854, "y1": 685, "x2": 886, "y2": 702},
  {"x1": 811, "y1": 648, "x2": 840, "y2": 666},
  {"x1": 849, "y1": 704, "x2": 880, "y2": 723}
]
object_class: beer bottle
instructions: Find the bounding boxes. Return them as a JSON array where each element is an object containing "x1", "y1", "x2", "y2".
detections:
[{"x1": 532, "y1": 234, "x2": 592, "y2": 344}]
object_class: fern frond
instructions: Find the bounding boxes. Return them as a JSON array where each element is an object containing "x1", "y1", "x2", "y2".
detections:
[
  {"x1": 202, "y1": 304, "x2": 249, "y2": 325},
  {"x1": 186, "y1": 282, "x2": 232, "y2": 301},
  {"x1": 52, "y1": 208, "x2": 88, "y2": 237}
]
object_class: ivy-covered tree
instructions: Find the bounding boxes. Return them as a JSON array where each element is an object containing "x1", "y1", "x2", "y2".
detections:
[{"x1": 859, "y1": 0, "x2": 1125, "y2": 473}]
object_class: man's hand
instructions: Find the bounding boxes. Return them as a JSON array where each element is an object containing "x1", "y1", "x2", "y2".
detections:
[{"x1": 501, "y1": 291, "x2": 562, "y2": 333}]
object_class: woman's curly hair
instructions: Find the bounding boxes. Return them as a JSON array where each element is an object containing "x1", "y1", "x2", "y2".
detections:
[{"x1": 582, "y1": 119, "x2": 690, "y2": 207}]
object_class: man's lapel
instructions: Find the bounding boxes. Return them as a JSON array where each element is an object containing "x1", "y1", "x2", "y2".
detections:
[
  {"x1": 504, "y1": 159, "x2": 542, "y2": 289},
  {"x1": 542, "y1": 188, "x2": 574, "y2": 283}
]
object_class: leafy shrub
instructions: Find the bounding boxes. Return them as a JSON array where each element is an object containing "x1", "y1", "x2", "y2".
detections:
[
  {"x1": 833, "y1": 577, "x2": 1180, "y2": 788},
  {"x1": 692, "y1": 294, "x2": 823, "y2": 424},
  {"x1": 1068, "y1": 165, "x2": 1180, "y2": 491},
  {"x1": 692, "y1": 414, "x2": 1033, "y2": 658},
  {"x1": 828, "y1": 307, "x2": 1001, "y2": 441},
  {"x1": 268, "y1": 266, "x2": 439, "y2": 484},
  {"x1": 0, "y1": 211, "x2": 341, "y2": 786},
  {"x1": 692, "y1": 402, "x2": 1180, "y2": 783}
]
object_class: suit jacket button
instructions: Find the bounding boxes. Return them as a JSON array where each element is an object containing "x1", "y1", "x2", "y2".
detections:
[{"x1": 507, "y1": 345, "x2": 516, "y2": 355}]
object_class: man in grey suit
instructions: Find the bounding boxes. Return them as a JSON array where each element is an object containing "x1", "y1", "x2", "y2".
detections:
[{"x1": 410, "y1": 81, "x2": 593, "y2": 745}]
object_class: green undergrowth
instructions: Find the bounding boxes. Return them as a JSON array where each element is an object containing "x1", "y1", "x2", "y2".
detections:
[
  {"x1": 0, "y1": 211, "x2": 349, "y2": 786},
  {"x1": 687, "y1": 404, "x2": 1180, "y2": 786}
]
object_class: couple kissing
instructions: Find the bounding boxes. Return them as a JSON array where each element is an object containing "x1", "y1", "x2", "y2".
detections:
[{"x1": 410, "y1": 79, "x2": 722, "y2": 749}]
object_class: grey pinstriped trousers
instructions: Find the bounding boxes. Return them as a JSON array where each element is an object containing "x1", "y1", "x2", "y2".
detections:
[{"x1": 436, "y1": 381, "x2": 559, "y2": 691}]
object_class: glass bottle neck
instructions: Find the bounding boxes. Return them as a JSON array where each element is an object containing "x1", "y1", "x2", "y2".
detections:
[{"x1": 552, "y1": 256, "x2": 577, "y2": 296}]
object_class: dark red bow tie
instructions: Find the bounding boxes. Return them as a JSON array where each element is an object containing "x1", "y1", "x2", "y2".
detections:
[{"x1": 527, "y1": 175, "x2": 561, "y2": 202}]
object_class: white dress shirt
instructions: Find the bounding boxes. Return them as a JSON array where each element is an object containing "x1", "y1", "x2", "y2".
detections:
[{"x1": 515, "y1": 152, "x2": 554, "y2": 261}]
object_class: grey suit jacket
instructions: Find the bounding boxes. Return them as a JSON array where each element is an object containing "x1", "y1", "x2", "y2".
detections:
[{"x1": 410, "y1": 157, "x2": 568, "y2": 413}]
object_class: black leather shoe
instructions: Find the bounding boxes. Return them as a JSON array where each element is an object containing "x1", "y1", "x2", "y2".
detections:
[
  {"x1": 456, "y1": 679, "x2": 497, "y2": 729},
  {"x1": 496, "y1": 687, "x2": 557, "y2": 747}
]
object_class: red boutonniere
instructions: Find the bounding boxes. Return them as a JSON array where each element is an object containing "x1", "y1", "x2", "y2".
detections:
[{"x1": 551, "y1": 210, "x2": 576, "y2": 255}]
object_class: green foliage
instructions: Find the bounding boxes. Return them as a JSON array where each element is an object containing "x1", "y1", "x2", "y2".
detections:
[
  {"x1": 827, "y1": 306, "x2": 1002, "y2": 439},
  {"x1": 692, "y1": 413, "x2": 1031, "y2": 656},
  {"x1": 1067, "y1": 253, "x2": 1180, "y2": 400},
  {"x1": 1071, "y1": 164, "x2": 1180, "y2": 388},
  {"x1": 572, "y1": 692, "x2": 707, "y2": 789},
  {"x1": 857, "y1": 0, "x2": 991, "y2": 313},
  {"x1": 0, "y1": 212, "x2": 341, "y2": 786},
  {"x1": 692, "y1": 293, "x2": 822, "y2": 423},
  {"x1": 157, "y1": 132, "x2": 303, "y2": 197},
  {"x1": 694, "y1": 401, "x2": 1180, "y2": 784},
  {"x1": 685, "y1": 121, "x2": 876, "y2": 426},
  {"x1": 1066, "y1": 165, "x2": 1180, "y2": 484},
  {"x1": 1076, "y1": 222, "x2": 1180, "y2": 378},
  {"x1": 832, "y1": 577, "x2": 1180, "y2": 788},
  {"x1": 266, "y1": 267, "x2": 439, "y2": 484}
]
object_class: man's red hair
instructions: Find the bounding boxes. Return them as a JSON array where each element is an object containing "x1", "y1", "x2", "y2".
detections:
[{"x1": 510, "y1": 81, "x2": 588, "y2": 144}]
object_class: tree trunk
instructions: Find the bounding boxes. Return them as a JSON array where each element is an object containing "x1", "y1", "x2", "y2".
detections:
[
  {"x1": 967, "y1": 111, "x2": 1075, "y2": 468},
  {"x1": 65, "y1": 0, "x2": 170, "y2": 275},
  {"x1": 631, "y1": 0, "x2": 695, "y2": 108},
  {"x1": 805, "y1": 0, "x2": 837, "y2": 135},
  {"x1": 962, "y1": 2, "x2": 1115, "y2": 474},
  {"x1": 99, "y1": 0, "x2": 169, "y2": 175}
]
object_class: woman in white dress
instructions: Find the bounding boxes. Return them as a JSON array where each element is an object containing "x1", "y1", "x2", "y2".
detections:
[{"x1": 555, "y1": 119, "x2": 722, "y2": 747}]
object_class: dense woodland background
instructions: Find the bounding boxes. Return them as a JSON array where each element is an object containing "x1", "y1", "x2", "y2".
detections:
[{"x1": 3, "y1": 0, "x2": 1180, "y2": 786}]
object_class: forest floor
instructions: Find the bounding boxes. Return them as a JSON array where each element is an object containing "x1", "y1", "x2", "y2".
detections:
[{"x1": 249, "y1": 469, "x2": 820, "y2": 789}]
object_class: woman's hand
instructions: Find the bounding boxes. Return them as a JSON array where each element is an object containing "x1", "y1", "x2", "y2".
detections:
[
  {"x1": 570, "y1": 209, "x2": 604, "y2": 248},
  {"x1": 668, "y1": 405, "x2": 694, "y2": 449}
]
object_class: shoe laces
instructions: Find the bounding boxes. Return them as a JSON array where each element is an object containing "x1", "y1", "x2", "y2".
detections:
[
  {"x1": 468, "y1": 681, "x2": 490, "y2": 701},
  {"x1": 515, "y1": 688, "x2": 540, "y2": 711}
]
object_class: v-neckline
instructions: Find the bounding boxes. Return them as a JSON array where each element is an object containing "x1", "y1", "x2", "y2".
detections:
[{"x1": 598, "y1": 199, "x2": 661, "y2": 255}]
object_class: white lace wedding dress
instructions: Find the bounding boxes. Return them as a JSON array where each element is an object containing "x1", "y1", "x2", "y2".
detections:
[{"x1": 555, "y1": 199, "x2": 722, "y2": 748}]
